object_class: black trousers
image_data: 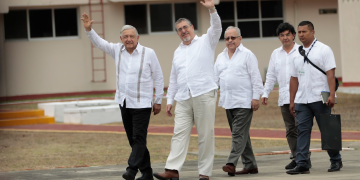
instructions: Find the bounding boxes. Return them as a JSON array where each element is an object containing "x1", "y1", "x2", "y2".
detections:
[{"x1": 119, "y1": 101, "x2": 152, "y2": 174}]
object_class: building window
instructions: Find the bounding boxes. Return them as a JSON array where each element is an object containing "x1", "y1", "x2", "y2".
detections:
[
  {"x1": 124, "y1": 5, "x2": 148, "y2": 34},
  {"x1": 4, "y1": 8, "x2": 78, "y2": 40},
  {"x1": 216, "y1": 0, "x2": 283, "y2": 39},
  {"x1": 124, "y1": 2, "x2": 198, "y2": 34},
  {"x1": 4, "y1": 10, "x2": 28, "y2": 40}
]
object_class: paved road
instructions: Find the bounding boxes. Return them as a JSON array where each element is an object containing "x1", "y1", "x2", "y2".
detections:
[{"x1": 1, "y1": 141, "x2": 359, "y2": 180}]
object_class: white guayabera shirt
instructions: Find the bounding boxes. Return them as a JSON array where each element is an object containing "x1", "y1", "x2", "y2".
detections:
[
  {"x1": 289, "y1": 39, "x2": 336, "y2": 104},
  {"x1": 166, "y1": 12, "x2": 222, "y2": 105},
  {"x1": 214, "y1": 44, "x2": 264, "y2": 109},
  {"x1": 86, "y1": 29, "x2": 164, "y2": 108},
  {"x1": 262, "y1": 43, "x2": 300, "y2": 106}
]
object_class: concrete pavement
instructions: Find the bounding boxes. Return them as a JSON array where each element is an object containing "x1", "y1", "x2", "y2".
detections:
[{"x1": 1, "y1": 141, "x2": 359, "y2": 180}]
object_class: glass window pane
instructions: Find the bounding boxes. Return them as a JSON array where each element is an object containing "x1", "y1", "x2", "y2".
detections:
[
  {"x1": 175, "y1": 3, "x2": 197, "y2": 30},
  {"x1": 220, "y1": 22, "x2": 236, "y2": 39},
  {"x1": 29, "y1": 9, "x2": 53, "y2": 38},
  {"x1": 150, "y1": 4, "x2": 172, "y2": 32},
  {"x1": 261, "y1": 0, "x2": 283, "y2": 18},
  {"x1": 262, "y1": 20, "x2": 283, "y2": 37},
  {"x1": 125, "y1": 5, "x2": 147, "y2": 34},
  {"x1": 4, "y1": 10, "x2": 28, "y2": 39},
  {"x1": 238, "y1": 21, "x2": 260, "y2": 38},
  {"x1": 216, "y1": 1, "x2": 234, "y2": 21},
  {"x1": 54, "y1": 8, "x2": 78, "y2": 37},
  {"x1": 237, "y1": 1, "x2": 259, "y2": 19}
]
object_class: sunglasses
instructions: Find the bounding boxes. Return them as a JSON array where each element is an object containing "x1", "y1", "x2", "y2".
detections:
[{"x1": 225, "y1": 36, "x2": 240, "y2": 41}]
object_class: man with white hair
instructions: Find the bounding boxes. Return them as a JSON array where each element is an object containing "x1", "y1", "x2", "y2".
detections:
[
  {"x1": 214, "y1": 26, "x2": 263, "y2": 177},
  {"x1": 153, "y1": 0, "x2": 221, "y2": 180},
  {"x1": 81, "y1": 13, "x2": 164, "y2": 180}
]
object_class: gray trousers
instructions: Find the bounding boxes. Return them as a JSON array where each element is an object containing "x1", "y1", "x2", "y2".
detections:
[
  {"x1": 226, "y1": 108, "x2": 257, "y2": 169},
  {"x1": 280, "y1": 104, "x2": 298, "y2": 159},
  {"x1": 295, "y1": 102, "x2": 342, "y2": 168}
]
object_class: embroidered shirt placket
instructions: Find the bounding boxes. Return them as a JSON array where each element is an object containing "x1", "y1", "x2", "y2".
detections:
[
  {"x1": 137, "y1": 47, "x2": 146, "y2": 103},
  {"x1": 117, "y1": 45, "x2": 124, "y2": 98}
]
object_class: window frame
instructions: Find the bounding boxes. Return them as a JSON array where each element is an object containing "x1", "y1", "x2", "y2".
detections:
[
  {"x1": 4, "y1": 7, "x2": 80, "y2": 41},
  {"x1": 124, "y1": 1, "x2": 199, "y2": 35},
  {"x1": 220, "y1": 0, "x2": 284, "y2": 40}
]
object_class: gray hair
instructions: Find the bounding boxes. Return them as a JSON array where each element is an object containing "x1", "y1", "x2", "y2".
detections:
[
  {"x1": 120, "y1": 25, "x2": 139, "y2": 36},
  {"x1": 175, "y1": 18, "x2": 193, "y2": 30},
  {"x1": 224, "y1": 26, "x2": 241, "y2": 37}
]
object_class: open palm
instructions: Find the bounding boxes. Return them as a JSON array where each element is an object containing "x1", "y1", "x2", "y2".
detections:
[
  {"x1": 80, "y1": 13, "x2": 94, "y2": 31},
  {"x1": 200, "y1": 0, "x2": 215, "y2": 9}
]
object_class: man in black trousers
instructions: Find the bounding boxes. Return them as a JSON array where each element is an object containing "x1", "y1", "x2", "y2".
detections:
[{"x1": 81, "y1": 13, "x2": 164, "y2": 180}]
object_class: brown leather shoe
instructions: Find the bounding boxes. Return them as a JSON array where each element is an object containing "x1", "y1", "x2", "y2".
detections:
[
  {"x1": 153, "y1": 169, "x2": 179, "y2": 180},
  {"x1": 235, "y1": 168, "x2": 258, "y2": 175},
  {"x1": 199, "y1": 174, "x2": 209, "y2": 180},
  {"x1": 222, "y1": 164, "x2": 235, "y2": 176}
]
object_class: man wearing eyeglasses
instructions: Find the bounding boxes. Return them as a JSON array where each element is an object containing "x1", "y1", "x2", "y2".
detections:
[
  {"x1": 261, "y1": 22, "x2": 312, "y2": 170},
  {"x1": 153, "y1": 0, "x2": 221, "y2": 180},
  {"x1": 81, "y1": 13, "x2": 164, "y2": 180},
  {"x1": 214, "y1": 26, "x2": 263, "y2": 177}
]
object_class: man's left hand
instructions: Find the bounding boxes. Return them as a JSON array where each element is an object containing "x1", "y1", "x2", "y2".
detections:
[
  {"x1": 153, "y1": 104, "x2": 161, "y2": 115},
  {"x1": 326, "y1": 95, "x2": 335, "y2": 108},
  {"x1": 200, "y1": 0, "x2": 215, "y2": 9},
  {"x1": 251, "y1": 99, "x2": 260, "y2": 111}
]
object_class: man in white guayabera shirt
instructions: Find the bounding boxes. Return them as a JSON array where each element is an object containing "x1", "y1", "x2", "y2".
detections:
[
  {"x1": 262, "y1": 22, "x2": 311, "y2": 170},
  {"x1": 81, "y1": 13, "x2": 164, "y2": 180},
  {"x1": 214, "y1": 26, "x2": 263, "y2": 177},
  {"x1": 153, "y1": 0, "x2": 221, "y2": 180}
]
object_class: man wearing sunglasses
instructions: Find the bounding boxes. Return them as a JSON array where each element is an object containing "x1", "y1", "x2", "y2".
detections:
[
  {"x1": 261, "y1": 22, "x2": 312, "y2": 170},
  {"x1": 153, "y1": 0, "x2": 221, "y2": 180},
  {"x1": 214, "y1": 26, "x2": 263, "y2": 177}
]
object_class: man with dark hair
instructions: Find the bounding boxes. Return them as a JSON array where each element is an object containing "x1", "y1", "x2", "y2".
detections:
[
  {"x1": 262, "y1": 22, "x2": 311, "y2": 170},
  {"x1": 153, "y1": 0, "x2": 221, "y2": 180},
  {"x1": 287, "y1": 21, "x2": 342, "y2": 175}
]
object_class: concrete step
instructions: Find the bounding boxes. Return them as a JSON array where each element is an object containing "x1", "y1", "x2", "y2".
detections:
[
  {"x1": 0, "y1": 116, "x2": 55, "y2": 127},
  {"x1": 0, "y1": 109, "x2": 45, "y2": 119}
]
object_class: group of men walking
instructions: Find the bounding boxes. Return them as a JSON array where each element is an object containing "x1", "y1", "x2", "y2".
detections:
[{"x1": 81, "y1": 0, "x2": 342, "y2": 179}]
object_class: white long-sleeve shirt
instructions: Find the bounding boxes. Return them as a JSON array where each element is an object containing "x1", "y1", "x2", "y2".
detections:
[
  {"x1": 262, "y1": 43, "x2": 300, "y2": 106},
  {"x1": 86, "y1": 29, "x2": 164, "y2": 108},
  {"x1": 166, "y1": 12, "x2": 222, "y2": 105},
  {"x1": 289, "y1": 39, "x2": 336, "y2": 104},
  {"x1": 214, "y1": 44, "x2": 264, "y2": 109}
]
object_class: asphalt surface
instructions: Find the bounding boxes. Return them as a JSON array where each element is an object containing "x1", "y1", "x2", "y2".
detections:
[{"x1": 1, "y1": 141, "x2": 359, "y2": 180}]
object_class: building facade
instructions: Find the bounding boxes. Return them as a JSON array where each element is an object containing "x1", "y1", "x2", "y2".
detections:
[{"x1": 0, "y1": 0, "x2": 358, "y2": 100}]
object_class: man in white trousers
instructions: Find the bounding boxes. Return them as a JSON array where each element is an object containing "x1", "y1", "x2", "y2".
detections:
[
  {"x1": 153, "y1": 0, "x2": 221, "y2": 180},
  {"x1": 81, "y1": 13, "x2": 164, "y2": 180}
]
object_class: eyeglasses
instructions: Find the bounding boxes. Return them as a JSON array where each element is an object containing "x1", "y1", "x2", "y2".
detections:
[
  {"x1": 176, "y1": 25, "x2": 189, "y2": 32},
  {"x1": 225, "y1": 36, "x2": 240, "y2": 41},
  {"x1": 279, "y1": 33, "x2": 292, "y2": 38}
]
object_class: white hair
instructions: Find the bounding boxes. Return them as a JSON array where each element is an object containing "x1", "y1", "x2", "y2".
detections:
[
  {"x1": 120, "y1": 25, "x2": 139, "y2": 36},
  {"x1": 224, "y1": 26, "x2": 241, "y2": 37}
]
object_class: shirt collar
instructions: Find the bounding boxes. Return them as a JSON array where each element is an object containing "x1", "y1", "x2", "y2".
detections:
[
  {"x1": 180, "y1": 35, "x2": 199, "y2": 46},
  {"x1": 280, "y1": 42, "x2": 298, "y2": 54}
]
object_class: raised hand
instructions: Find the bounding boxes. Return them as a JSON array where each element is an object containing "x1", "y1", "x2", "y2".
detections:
[
  {"x1": 80, "y1": 12, "x2": 94, "y2": 31},
  {"x1": 200, "y1": 0, "x2": 215, "y2": 9}
]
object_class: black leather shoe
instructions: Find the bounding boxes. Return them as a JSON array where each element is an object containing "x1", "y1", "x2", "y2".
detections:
[
  {"x1": 285, "y1": 160, "x2": 296, "y2": 170},
  {"x1": 307, "y1": 158, "x2": 312, "y2": 169},
  {"x1": 286, "y1": 166, "x2": 310, "y2": 175},
  {"x1": 328, "y1": 161, "x2": 343, "y2": 172},
  {"x1": 136, "y1": 170, "x2": 154, "y2": 180},
  {"x1": 123, "y1": 169, "x2": 137, "y2": 180}
]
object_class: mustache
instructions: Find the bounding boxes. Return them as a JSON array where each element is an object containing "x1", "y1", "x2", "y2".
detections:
[
  {"x1": 182, "y1": 32, "x2": 189, "y2": 36},
  {"x1": 227, "y1": 42, "x2": 235, "y2": 45}
]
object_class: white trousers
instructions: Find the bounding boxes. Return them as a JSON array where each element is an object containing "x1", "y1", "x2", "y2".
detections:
[{"x1": 165, "y1": 90, "x2": 217, "y2": 176}]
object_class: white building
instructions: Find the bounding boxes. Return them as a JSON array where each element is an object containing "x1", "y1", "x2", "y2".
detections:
[{"x1": 0, "y1": 0, "x2": 359, "y2": 100}]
